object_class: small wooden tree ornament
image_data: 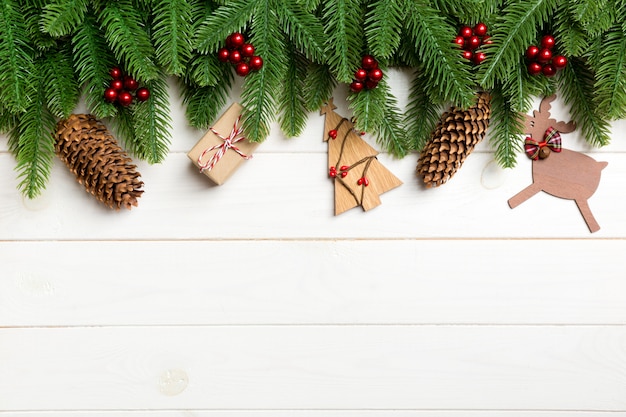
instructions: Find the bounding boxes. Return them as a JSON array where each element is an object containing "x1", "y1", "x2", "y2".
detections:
[
  {"x1": 320, "y1": 99, "x2": 402, "y2": 215},
  {"x1": 508, "y1": 95, "x2": 608, "y2": 233}
]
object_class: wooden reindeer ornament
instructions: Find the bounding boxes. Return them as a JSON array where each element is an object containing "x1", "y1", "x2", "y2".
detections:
[
  {"x1": 321, "y1": 99, "x2": 402, "y2": 215},
  {"x1": 508, "y1": 95, "x2": 608, "y2": 233}
]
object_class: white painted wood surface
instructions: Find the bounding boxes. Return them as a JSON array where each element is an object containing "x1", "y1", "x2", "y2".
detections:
[{"x1": 1, "y1": 71, "x2": 625, "y2": 416}]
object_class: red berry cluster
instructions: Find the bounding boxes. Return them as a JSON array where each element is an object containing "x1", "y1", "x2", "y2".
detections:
[
  {"x1": 454, "y1": 22, "x2": 490, "y2": 65},
  {"x1": 103, "y1": 67, "x2": 150, "y2": 106},
  {"x1": 217, "y1": 32, "x2": 263, "y2": 77},
  {"x1": 525, "y1": 35, "x2": 567, "y2": 77},
  {"x1": 350, "y1": 55, "x2": 383, "y2": 93}
]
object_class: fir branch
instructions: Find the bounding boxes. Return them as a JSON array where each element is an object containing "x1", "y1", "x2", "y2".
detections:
[
  {"x1": 96, "y1": 0, "x2": 159, "y2": 81},
  {"x1": 278, "y1": 41, "x2": 308, "y2": 137},
  {"x1": 558, "y1": 57, "x2": 611, "y2": 146},
  {"x1": 42, "y1": 45, "x2": 80, "y2": 119},
  {"x1": 151, "y1": 0, "x2": 194, "y2": 76},
  {"x1": 347, "y1": 80, "x2": 386, "y2": 135},
  {"x1": 321, "y1": 0, "x2": 364, "y2": 82},
  {"x1": 478, "y1": 0, "x2": 558, "y2": 89},
  {"x1": 590, "y1": 26, "x2": 626, "y2": 119},
  {"x1": 0, "y1": 0, "x2": 35, "y2": 112},
  {"x1": 72, "y1": 13, "x2": 117, "y2": 118},
  {"x1": 405, "y1": 68, "x2": 442, "y2": 151},
  {"x1": 241, "y1": 0, "x2": 289, "y2": 142},
  {"x1": 365, "y1": 0, "x2": 402, "y2": 59},
  {"x1": 298, "y1": 0, "x2": 321, "y2": 12},
  {"x1": 303, "y1": 63, "x2": 336, "y2": 112},
  {"x1": 275, "y1": 0, "x2": 325, "y2": 62},
  {"x1": 553, "y1": 3, "x2": 590, "y2": 57},
  {"x1": 194, "y1": 0, "x2": 258, "y2": 54},
  {"x1": 0, "y1": 106, "x2": 19, "y2": 135},
  {"x1": 375, "y1": 80, "x2": 408, "y2": 157},
  {"x1": 24, "y1": 0, "x2": 57, "y2": 50},
  {"x1": 501, "y1": 59, "x2": 553, "y2": 114},
  {"x1": 431, "y1": 0, "x2": 504, "y2": 23},
  {"x1": 13, "y1": 69, "x2": 57, "y2": 199},
  {"x1": 488, "y1": 84, "x2": 525, "y2": 168},
  {"x1": 181, "y1": 65, "x2": 233, "y2": 130},
  {"x1": 569, "y1": 0, "x2": 615, "y2": 36},
  {"x1": 188, "y1": 54, "x2": 223, "y2": 87},
  {"x1": 41, "y1": 0, "x2": 88, "y2": 37},
  {"x1": 403, "y1": 0, "x2": 475, "y2": 108},
  {"x1": 131, "y1": 71, "x2": 172, "y2": 163},
  {"x1": 109, "y1": 106, "x2": 136, "y2": 150}
]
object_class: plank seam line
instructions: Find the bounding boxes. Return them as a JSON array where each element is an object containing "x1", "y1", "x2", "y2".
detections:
[{"x1": 1, "y1": 409, "x2": 625, "y2": 413}]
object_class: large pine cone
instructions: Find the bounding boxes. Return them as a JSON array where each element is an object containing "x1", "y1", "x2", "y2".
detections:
[
  {"x1": 55, "y1": 114, "x2": 144, "y2": 210},
  {"x1": 417, "y1": 91, "x2": 491, "y2": 188}
]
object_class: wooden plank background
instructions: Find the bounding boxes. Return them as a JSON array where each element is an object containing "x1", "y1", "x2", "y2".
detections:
[{"x1": 1, "y1": 70, "x2": 625, "y2": 416}]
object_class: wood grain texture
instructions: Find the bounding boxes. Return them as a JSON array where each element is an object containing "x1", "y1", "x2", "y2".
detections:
[
  {"x1": 1, "y1": 240, "x2": 626, "y2": 327},
  {"x1": 1, "y1": 326, "x2": 626, "y2": 411}
]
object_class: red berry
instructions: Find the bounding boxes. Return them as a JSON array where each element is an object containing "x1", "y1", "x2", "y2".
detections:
[
  {"x1": 482, "y1": 35, "x2": 493, "y2": 45},
  {"x1": 229, "y1": 50, "x2": 242, "y2": 64},
  {"x1": 525, "y1": 45, "x2": 540, "y2": 60},
  {"x1": 541, "y1": 34, "x2": 555, "y2": 49},
  {"x1": 104, "y1": 88, "x2": 118, "y2": 103},
  {"x1": 136, "y1": 87, "x2": 150, "y2": 102},
  {"x1": 123, "y1": 76, "x2": 138, "y2": 91},
  {"x1": 472, "y1": 51, "x2": 486, "y2": 65},
  {"x1": 241, "y1": 43, "x2": 255, "y2": 57},
  {"x1": 110, "y1": 79, "x2": 123, "y2": 91},
  {"x1": 368, "y1": 68, "x2": 383, "y2": 82},
  {"x1": 538, "y1": 48, "x2": 552, "y2": 63},
  {"x1": 235, "y1": 62, "x2": 250, "y2": 76},
  {"x1": 459, "y1": 26, "x2": 473, "y2": 38},
  {"x1": 249, "y1": 56, "x2": 263, "y2": 71},
  {"x1": 109, "y1": 67, "x2": 122, "y2": 79},
  {"x1": 462, "y1": 50, "x2": 473, "y2": 60},
  {"x1": 528, "y1": 62, "x2": 542, "y2": 75},
  {"x1": 467, "y1": 35, "x2": 481, "y2": 50},
  {"x1": 229, "y1": 32, "x2": 245, "y2": 48},
  {"x1": 473, "y1": 22, "x2": 488, "y2": 36},
  {"x1": 217, "y1": 48, "x2": 230, "y2": 62},
  {"x1": 365, "y1": 79, "x2": 378, "y2": 90},
  {"x1": 117, "y1": 91, "x2": 133, "y2": 106},
  {"x1": 328, "y1": 129, "x2": 338, "y2": 139},
  {"x1": 350, "y1": 81, "x2": 364, "y2": 92},
  {"x1": 361, "y1": 55, "x2": 377, "y2": 69},
  {"x1": 354, "y1": 68, "x2": 368, "y2": 81},
  {"x1": 553, "y1": 55, "x2": 568, "y2": 69},
  {"x1": 542, "y1": 64, "x2": 557, "y2": 77},
  {"x1": 453, "y1": 35, "x2": 465, "y2": 48}
]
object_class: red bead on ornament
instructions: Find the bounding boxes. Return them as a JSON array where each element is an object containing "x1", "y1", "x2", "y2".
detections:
[
  {"x1": 104, "y1": 88, "x2": 118, "y2": 103},
  {"x1": 328, "y1": 129, "x2": 338, "y2": 139},
  {"x1": 136, "y1": 87, "x2": 150, "y2": 102},
  {"x1": 117, "y1": 91, "x2": 133, "y2": 107},
  {"x1": 249, "y1": 56, "x2": 263, "y2": 71}
]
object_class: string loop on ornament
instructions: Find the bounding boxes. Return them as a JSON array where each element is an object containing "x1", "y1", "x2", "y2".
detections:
[{"x1": 198, "y1": 115, "x2": 251, "y2": 172}]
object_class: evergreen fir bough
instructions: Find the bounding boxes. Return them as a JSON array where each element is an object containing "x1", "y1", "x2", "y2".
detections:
[{"x1": 1, "y1": 0, "x2": 626, "y2": 198}]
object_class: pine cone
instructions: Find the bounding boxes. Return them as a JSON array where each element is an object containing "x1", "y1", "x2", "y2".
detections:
[
  {"x1": 55, "y1": 114, "x2": 144, "y2": 210},
  {"x1": 417, "y1": 91, "x2": 491, "y2": 187}
]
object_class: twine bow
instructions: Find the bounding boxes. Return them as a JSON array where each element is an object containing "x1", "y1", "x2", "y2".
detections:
[
  {"x1": 524, "y1": 127, "x2": 562, "y2": 160},
  {"x1": 197, "y1": 115, "x2": 251, "y2": 172}
]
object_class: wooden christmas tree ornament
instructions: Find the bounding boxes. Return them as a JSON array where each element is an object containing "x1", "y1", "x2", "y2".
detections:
[
  {"x1": 320, "y1": 99, "x2": 402, "y2": 215},
  {"x1": 55, "y1": 114, "x2": 144, "y2": 210},
  {"x1": 508, "y1": 95, "x2": 608, "y2": 233}
]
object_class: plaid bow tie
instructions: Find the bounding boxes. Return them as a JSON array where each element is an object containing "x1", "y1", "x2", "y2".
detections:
[{"x1": 524, "y1": 127, "x2": 562, "y2": 160}]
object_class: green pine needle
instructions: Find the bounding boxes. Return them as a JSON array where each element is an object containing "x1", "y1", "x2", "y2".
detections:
[
  {"x1": 298, "y1": 0, "x2": 321, "y2": 12},
  {"x1": 97, "y1": 0, "x2": 159, "y2": 81},
  {"x1": 181, "y1": 65, "x2": 234, "y2": 130},
  {"x1": 375, "y1": 80, "x2": 408, "y2": 157},
  {"x1": 188, "y1": 54, "x2": 223, "y2": 87},
  {"x1": 152, "y1": 0, "x2": 194, "y2": 76},
  {"x1": 42, "y1": 45, "x2": 80, "y2": 119},
  {"x1": 365, "y1": 0, "x2": 402, "y2": 59},
  {"x1": 275, "y1": 0, "x2": 325, "y2": 62},
  {"x1": 431, "y1": 0, "x2": 504, "y2": 23},
  {"x1": 590, "y1": 26, "x2": 626, "y2": 119},
  {"x1": 553, "y1": 3, "x2": 590, "y2": 57},
  {"x1": 406, "y1": 68, "x2": 443, "y2": 151},
  {"x1": 0, "y1": 0, "x2": 35, "y2": 112},
  {"x1": 347, "y1": 79, "x2": 386, "y2": 135},
  {"x1": 303, "y1": 63, "x2": 336, "y2": 112},
  {"x1": 558, "y1": 57, "x2": 611, "y2": 146},
  {"x1": 72, "y1": 13, "x2": 117, "y2": 118},
  {"x1": 194, "y1": 0, "x2": 258, "y2": 54},
  {"x1": 278, "y1": 42, "x2": 309, "y2": 137},
  {"x1": 131, "y1": 71, "x2": 172, "y2": 163},
  {"x1": 488, "y1": 84, "x2": 525, "y2": 168},
  {"x1": 321, "y1": 0, "x2": 364, "y2": 83},
  {"x1": 478, "y1": 0, "x2": 558, "y2": 89},
  {"x1": 569, "y1": 0, "x2": 615, "y2": 36},
  {"x1": 41, "y1": 0, "x2": 88, "y2": 37}
]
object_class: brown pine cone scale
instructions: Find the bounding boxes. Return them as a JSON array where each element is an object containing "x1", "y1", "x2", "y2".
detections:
[{"x1": 55, "y1": 114, "x2": 144, "y2": 210}]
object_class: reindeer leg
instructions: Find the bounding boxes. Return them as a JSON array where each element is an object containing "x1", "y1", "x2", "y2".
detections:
[
  {"x1": 508, "y1": 182, "x2": 543, "y2": 209},
  {"x1": 575, "y1": 199, "x2": 601, "y2": 233}
]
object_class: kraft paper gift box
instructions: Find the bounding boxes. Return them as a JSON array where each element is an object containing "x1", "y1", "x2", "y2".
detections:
[{"x1": 187, "y1": 103, "x2": 260, "y2": 185}]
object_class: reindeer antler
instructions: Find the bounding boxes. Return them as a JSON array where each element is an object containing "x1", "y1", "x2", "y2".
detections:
[{"x1": 524, "y1": 95, "x2": 576, "y2": 139}]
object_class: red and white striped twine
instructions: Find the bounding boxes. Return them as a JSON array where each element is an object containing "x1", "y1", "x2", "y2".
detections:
[{"x1": 197, "y1": 115, "x2": 251, "y2": 172}]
